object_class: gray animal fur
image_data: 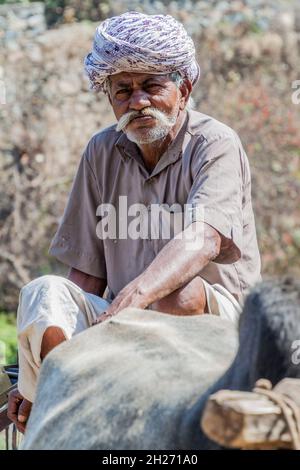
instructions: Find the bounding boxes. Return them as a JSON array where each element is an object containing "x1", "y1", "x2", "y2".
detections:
[{"x1": 22, "y1": 278, "x2": 300, "y2": 450}]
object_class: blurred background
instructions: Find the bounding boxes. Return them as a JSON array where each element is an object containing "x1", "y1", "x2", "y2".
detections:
[{"x1": 0, "y1": 0, "x2": 300, "y2": 366}]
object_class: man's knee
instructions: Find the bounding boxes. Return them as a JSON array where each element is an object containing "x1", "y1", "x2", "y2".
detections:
[
  {"x1": 18, "y1": 275, "x2": 72, "y2": 326},
  {"x1": 175, "y1": 276, "x2": 207, "y2": 314},
  {"x1": 151, "y1": 275, "x2": 207, "y2": 315},
  {"x1": 20, "y1": 275, "x2": 69, "y2": 299}
]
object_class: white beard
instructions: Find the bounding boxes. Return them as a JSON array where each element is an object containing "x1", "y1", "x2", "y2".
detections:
[
  {"x1": 117, "y1": 106, "x2": 178, "y2": 144},
  {"x1": 126, "y1": 123, "x2": 174, "y2": 144}
]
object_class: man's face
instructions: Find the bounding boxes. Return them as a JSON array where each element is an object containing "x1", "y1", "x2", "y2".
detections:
[{"x1": 108, "y1": 72, "x2": 184, "y2": 145}]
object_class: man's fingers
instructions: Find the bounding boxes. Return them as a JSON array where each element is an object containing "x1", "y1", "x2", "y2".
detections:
[
  {"x1": 15, "y1": 421, "x2": 26, "y2": 434},
  {"x1": 94, "y1": 311, "x2": 113, "y2": 324},
  {"x1": 97, "y1": 313, "x2": 113, "y2": 323},
  {"x1": 7, "y1": 390, "x2": 32, "y2": 434},
  {"x1": 18, "y1": 399, "x2": 32, "y2": 424},
  {"x1": 92, "y1": 311, "x2": 107, "y2": 325},
  {"x1": 7, "y1": 390, "x2": 22, "y2": 423}
]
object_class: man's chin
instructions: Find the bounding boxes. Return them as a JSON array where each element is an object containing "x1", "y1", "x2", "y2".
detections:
[
  {"x1": 125, "y1": 127, "x2": 170, "y2": 145},
  {"x1": 126, "y1": 132, "x2": 161, "y2": 145}
]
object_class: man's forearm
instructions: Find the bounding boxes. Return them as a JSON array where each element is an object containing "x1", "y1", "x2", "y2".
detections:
[
  {"x1": 137, "y1": 222, "x2": 221, "y2": 307},
  {"x1": 94, "y1": 222, "x2": 221, "y2": 323}
]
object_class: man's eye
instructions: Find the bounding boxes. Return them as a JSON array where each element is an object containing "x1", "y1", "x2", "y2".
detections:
[
  {"x1": 146, "y1": 84, "x2": 161, "y2": 91},
  {"x1": 116, "y1": 89, "x2": 131, "y2": 97}
]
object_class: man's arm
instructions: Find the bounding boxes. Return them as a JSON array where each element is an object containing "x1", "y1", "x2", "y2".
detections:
[
  {"x1": 68, "y1": 267, "x2": 107, "y2": 297},
  {"x1": 99, "y1": 221, "x2": 221, "y2": 319},
  {"x1": 135, "y1": 222, "x2": 221, "y2": 303}
]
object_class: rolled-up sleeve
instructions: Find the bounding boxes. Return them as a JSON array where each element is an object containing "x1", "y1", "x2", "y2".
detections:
[
  {"x1": 186, "y1": 133, "x2": 244, "y2": 264},
  {"x1": 49, "y1": 142, "x2": 107, "y2": 279}
]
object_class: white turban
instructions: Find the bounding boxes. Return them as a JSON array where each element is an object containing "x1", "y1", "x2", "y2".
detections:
[{"x1": 84, "y1": 11, "x2": 200, "y2": 92}]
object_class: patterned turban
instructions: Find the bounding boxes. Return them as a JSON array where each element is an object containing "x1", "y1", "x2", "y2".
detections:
[{"x1": 84, "y1": 11, "x2": 200, "y2": 93}]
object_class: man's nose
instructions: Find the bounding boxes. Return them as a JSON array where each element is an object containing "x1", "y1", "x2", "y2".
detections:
[{"x1": 128, "y1": 90, "x2": 151, "y2": 111}]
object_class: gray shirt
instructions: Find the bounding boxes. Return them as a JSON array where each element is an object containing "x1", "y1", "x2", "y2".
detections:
[{"x1": 49, "y1": 109, "x2": 261, "y2": 303}]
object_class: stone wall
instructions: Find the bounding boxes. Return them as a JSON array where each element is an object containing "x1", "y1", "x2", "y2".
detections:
[
  {"x1": 1, "y1": 1, "x2": 300, "y2": 38},
  {"x1": 0, "y1": 2, "x2": 46, "y2": 45}
]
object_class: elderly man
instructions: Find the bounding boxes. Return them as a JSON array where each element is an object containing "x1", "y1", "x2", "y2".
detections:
[{"x1": 8, "y1": 11, "x2": 261, "y2": 432}]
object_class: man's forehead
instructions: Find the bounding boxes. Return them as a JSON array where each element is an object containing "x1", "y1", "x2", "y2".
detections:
[{"x1": 109, "y1": 72, "x2": 170, "y2": 87}]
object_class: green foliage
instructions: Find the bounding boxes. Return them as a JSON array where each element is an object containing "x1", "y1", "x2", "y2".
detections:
[{"x1": 0, "y1": 313, "x2": 17, "y2": 365}]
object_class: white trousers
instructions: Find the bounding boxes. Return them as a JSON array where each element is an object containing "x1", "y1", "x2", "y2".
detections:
[{"x1": 17, "y1": 275, "x2": 241, "y2": 402}]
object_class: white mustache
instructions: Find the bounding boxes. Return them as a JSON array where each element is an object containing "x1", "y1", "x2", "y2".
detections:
[{"x1": 116, "y1": 108, "x2": 175, "y2": 132}]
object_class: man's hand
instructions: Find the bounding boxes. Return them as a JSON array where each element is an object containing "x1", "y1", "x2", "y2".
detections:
[
  {"x1": 93, "y1": 276, "x2": 149, "y2": 324},
  {"x1": 7, "y1": 388, "x2": 32, "y2": 434},
  {"x1": 94, "y1": 222, "x2": 222, "y2": 324}
]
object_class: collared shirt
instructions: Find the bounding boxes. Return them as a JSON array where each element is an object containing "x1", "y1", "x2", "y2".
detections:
[{"x1": 49, "y1": 109, "x2": 261, "y2": 303}]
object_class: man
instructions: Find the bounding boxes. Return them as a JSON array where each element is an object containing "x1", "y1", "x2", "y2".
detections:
[{"x1": 8, "y1": 11, "x2": 261, "y2": 433}]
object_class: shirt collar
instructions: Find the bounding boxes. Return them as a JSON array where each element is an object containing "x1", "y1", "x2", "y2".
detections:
[{"x1": 115, "y1": 110, "x2": 192, "y2": 178}]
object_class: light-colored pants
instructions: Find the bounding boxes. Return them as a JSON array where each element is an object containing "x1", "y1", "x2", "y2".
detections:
[{"x1": 17, "y1": 275, "x2": 241, "y2": 403}]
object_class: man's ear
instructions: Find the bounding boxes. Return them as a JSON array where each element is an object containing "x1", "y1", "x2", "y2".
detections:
[{"x1": 179, "y1": 79, "x2": 192, "y2": 110}]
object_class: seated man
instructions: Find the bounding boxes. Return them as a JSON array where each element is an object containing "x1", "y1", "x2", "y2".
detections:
[{"x1": 8, "y1": 11, "x2": 261, "y2": 432}]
